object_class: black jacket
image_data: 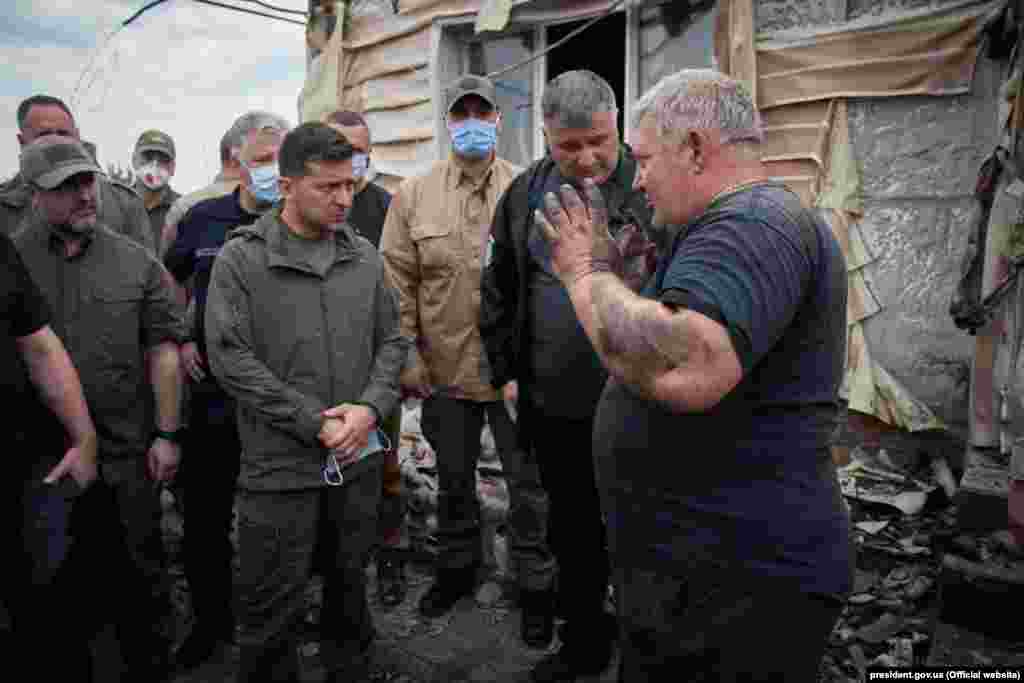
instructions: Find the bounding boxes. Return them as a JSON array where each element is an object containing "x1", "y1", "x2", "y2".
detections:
[{"x1": 479, "y1": 147, "x2": 652, "y2": 449}]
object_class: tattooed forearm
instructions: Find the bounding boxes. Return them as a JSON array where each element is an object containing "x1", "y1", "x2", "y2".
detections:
[{"x1": 588, "y1": 275, "x2": 693, "y2": 393}]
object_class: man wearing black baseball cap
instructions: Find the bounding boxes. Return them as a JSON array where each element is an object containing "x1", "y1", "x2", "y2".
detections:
[
  {"x1": 14, "y1": 134, "x2": 187, "y2": 681},
  {"x1": 380, "y1": 75, "x2": 554, "y2": 646}
]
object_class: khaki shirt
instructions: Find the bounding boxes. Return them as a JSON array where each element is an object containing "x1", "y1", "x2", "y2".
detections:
[{"x1": 381, "y1": 155, "x2": 521, "y2": 402}]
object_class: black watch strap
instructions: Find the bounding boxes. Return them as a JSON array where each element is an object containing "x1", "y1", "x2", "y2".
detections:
[{"x1": 153, "y1": 428, "x2": 185, "y2": 443}]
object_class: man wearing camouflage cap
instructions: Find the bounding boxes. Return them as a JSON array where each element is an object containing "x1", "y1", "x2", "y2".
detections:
[
  {"x1": 13, "y1": 134, "x2": 187, "y2": 680},
  {"x1": 380, "y1": 75, "x2": 554, "y2": 643},
  {"x1": 133, "y1": 129, "x2": 181, "y2": 255},
  {"x1": 0, "y1": 94, "x2": 155, "y2": 252}
]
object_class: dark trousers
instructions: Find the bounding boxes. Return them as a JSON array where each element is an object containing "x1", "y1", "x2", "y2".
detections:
[
  {"x1": 614, "y1": 567, "x2": 843, "y2": 682},
  {"x1": 181, "y1": 377, "x2": 241, "y2": 637},
  {"x1": 378, "y1": 407, "x2": 404, "y2": 547},
  {"x1": 530, "y1": 411, "x2": 611, "y2": 632},
  {"x1": 235, "y1": 468, "x2": 381, "y2": 682},
  {"x1": 96, "y1": 456, "x2": 171, "y2": 674},
  {"x1": 1, "y1": 460, "x2": 92, "y2": 681},
  {"x1": 421, "y1": 396, "x2": 553, "y2": 589}
]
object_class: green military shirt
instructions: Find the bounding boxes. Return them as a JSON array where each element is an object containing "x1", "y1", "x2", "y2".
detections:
[
  {"x1": 0, "y1": 173, "x2": 156, "y2": 253},
  {"x1": 13, "y1": 215, "x2": 186, "y2": 459},
  {"x1": 134, "y1": 182, "x2": 181, "y2": 256}
]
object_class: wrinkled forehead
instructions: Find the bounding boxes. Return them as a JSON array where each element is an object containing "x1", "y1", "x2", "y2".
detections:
[
  {"x1": 544, "y1": 110, "x2": 618, "y2": 144},
  {"x1": 23, "y1": 104, "x2": 76, "y2": 139},
  {"x1": 240, "y1": 128, "x2": 284, "y2": 163}
]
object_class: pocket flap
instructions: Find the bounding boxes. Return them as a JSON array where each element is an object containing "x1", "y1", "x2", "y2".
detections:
[{"x1": 410, "y1": 223, "x2": 452, "y2": 241}]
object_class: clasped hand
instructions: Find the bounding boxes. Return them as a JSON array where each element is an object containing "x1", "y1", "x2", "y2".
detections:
[{"x1": 318, "y1": 403, "x2": 377, "y2": 467}]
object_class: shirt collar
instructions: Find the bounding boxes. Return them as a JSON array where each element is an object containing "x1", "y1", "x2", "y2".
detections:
[
  {"x1": 135, "y1": 183, "x2": 178, "y2": 210},
  {"x1": 446, "y1": 152, "x2": 498, "y2": 193}
]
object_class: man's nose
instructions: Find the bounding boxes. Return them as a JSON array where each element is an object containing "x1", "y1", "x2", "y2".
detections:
[{"x1": 578, "y1": 148, "x2": 596, "y2": 168}]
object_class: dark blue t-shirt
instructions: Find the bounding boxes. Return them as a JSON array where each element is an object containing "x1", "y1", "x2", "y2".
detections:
[
  {"x1": 164, "y1": 188, "x2": 260, "y2": 361},
  {"x1": 592, "y1": 182, "x2": 853, "y2": 598}
]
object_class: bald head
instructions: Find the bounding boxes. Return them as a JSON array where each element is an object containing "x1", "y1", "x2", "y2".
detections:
[{"x1": 17, "y1": 97, "x2": 79, "y2": 148}]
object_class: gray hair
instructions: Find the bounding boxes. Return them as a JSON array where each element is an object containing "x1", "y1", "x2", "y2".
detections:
[
  {"x1": 223, "y1": 111, "x2": 291, "y2": 162},
  {"x1": 541, "y1": 70, "x2": 617, "y2": 129},
  {"x1": 631, "y1": 69, "x2": 763, "y2": 146}
]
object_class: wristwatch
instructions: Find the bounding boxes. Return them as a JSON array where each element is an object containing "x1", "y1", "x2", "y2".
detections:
[{"x1": 152, "y1": 428, "x2": 185, "y2": 444}]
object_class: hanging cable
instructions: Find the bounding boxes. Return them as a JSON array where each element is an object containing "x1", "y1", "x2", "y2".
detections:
[
  {"x1": 192, "y1": 0, "x2": 307, "y2": 25},
  {"x1": 233, "y1": 0, "x2": 308, "y2": 16},
  {"x1": 123, "y1": 0, "x2": 173, "y2": 27},
  {"x1": 486, "y1": 0, "x2": 626, "y2": 81},
  {"x1": 122, "y1": 0, "x2": 306, "y2": 26}
]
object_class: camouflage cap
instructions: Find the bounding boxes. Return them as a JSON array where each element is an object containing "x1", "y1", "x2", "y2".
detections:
[
  {"x1": 444, "y1": 74, "x2": 497, "y2": 114},
  {"x1": 135, "y1": 129, "x2": 176, "y2": 160},
  {"x1": 20, "y1": 135, "x2": 102, "y2": 190}
]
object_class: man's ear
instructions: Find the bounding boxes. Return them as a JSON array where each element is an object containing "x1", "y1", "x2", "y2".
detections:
[
  {"x1": 168, "y1": 160, "x2": 176, "y2": 177},
  {"x1": 688, "y1": 129, "x2": 711, "y2": 173},
  {"x1": 278, "y1": 176, "x2": 295, "y2": 199}
]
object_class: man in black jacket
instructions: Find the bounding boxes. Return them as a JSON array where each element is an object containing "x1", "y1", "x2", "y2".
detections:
[{"x1": 480, "y1": 70, "x2": 654, "y2": 683}]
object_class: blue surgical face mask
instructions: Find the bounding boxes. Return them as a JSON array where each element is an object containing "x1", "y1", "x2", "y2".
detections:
[
  {"x1": 243, "y1": 161, "x2": 281, "y2": 204},
  {"x1": 351, "y1": 152, "x2": 369, "y2": 179},
  {"x1": 448, "y1": 118, "x2": 498, "y2": 160}
]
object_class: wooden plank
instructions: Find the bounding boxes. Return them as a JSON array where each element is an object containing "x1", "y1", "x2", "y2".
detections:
[
  {"x1": 342, "y1": 28, "x2": 433, "y2": 88},
  {"x1": 729, "y1": 0, "x2": 757, "y2": 107}
]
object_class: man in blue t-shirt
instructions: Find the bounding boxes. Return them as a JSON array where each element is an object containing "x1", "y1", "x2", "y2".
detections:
[{"x1": 534, "y1": 68, "x2": 853, "y2": 682}]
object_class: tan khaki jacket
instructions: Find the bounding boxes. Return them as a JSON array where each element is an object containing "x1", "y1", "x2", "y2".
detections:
[{"x1": 380, "y1": 155, "x2": 521, "y2": 402}]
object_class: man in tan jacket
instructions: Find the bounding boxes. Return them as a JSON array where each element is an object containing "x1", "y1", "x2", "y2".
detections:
[{"x1": 380, "y1": 75, "x2": 554, "y2": 646}]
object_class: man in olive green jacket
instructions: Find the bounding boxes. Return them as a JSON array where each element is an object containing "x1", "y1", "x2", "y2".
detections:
[{"x1": 205, "y1": 122, "x2": 408, "y2": 682}]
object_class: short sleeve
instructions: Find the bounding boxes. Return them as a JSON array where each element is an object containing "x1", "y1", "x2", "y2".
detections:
[
  {"x1": 141, "y1": 256, "x2": 188, "y2": 347},
  {"x1": 659, "y1": 213, "x2": 812, "y2": 373},
  {"x1": 1, "y1": 234, "x2": 50, "y2": 338}
]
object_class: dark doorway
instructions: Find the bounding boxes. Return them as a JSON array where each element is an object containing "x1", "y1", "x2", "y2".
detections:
[{"x1": 545, "y1": 12, "x2": 626, "y2": 134}]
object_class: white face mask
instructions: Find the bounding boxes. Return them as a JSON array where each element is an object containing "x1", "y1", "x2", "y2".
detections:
[{"x1": 135, "y1": 162, "x2": 170, "y2": 190}]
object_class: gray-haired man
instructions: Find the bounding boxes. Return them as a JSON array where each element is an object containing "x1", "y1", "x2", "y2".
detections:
[
  {"x1": 160, "y1": 114, "x2": 272, "y2": 260},
  {"x1": 480, "y1": 70, "x2": 654, "y2": 681},
  {"x1": 535, "y1": 68, "x2": 852, "y2": 682}
]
